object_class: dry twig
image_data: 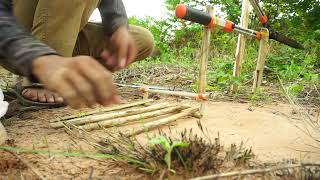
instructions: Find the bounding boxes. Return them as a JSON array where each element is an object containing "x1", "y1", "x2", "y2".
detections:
[
  {"x1": 6, "y1": 150, "x2": 47, "y2": 180},
  {"x1": 190, "y1": 163, "x2": 320, "y2": 180}
]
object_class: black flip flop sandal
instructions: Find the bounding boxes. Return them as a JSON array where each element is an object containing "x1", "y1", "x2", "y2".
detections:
[{"x1": 8, "y1": 83, "x2": 66, "y2": 108}]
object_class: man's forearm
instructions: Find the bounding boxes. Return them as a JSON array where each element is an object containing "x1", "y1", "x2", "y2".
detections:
[
  {"x1": 98, "y1": 0, "x2": 128, "y2": 36},
  {"x1": 0, "y1": 0, "x2": 58, "y2": 81}
]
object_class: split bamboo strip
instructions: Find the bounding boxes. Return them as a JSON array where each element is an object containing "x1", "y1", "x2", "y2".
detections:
[
  {"x1": 51, "y1": 102, "x2": 173, "y2": 128},
  {"x1": 79, "y1": 106, "x2": 190, "y2": 131},
  {"x1": 50, "y1": 99, "x2": 153, "y2": 123},
  {"x1": 253, "y1": 28, "x2": 269, "y2": 91},
  {"x1": 192, "y1": 112, "x2": 202, "y2": 119},
  {"x1": 127, "y1": 107, "x2": 199, "y2": 136},
  {"x1": 190, "y1": 163, "x2": 320, "y2": 180},
  {"x1": 232, "y1": 0, "x2": 250, "y2": 92},
  {"x1": 198, "y1": 6, "x2": 214, "y2": 117},
  {"x1": 141, "y1": 88, "x2": 207, "y2": 100}
]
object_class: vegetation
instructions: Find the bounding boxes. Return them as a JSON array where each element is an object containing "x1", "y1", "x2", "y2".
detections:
[{"x1": 126, "y1": 0, "x2": 319, "y2": 104}]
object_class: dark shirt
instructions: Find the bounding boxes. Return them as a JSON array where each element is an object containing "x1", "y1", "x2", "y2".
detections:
[{"x1": 0, "y1": 0, "x2": 128, "y2": 81}]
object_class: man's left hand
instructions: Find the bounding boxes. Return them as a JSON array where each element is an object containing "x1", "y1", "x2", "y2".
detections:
[{"x1": 101, "y1": 26, "x2": 137, "y2": 71}]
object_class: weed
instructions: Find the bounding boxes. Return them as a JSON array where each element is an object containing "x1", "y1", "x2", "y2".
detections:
[{"x1": 249, "y1": 88, "x2": 272, "y2": 104}]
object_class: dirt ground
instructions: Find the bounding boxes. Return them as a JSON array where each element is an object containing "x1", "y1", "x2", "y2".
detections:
[
  {"x1": 1, "y1": 68, "x2": 319, "y2": 179},
  {"x1": 0, "y1": 96, "x2": 319, "y2": 179}
]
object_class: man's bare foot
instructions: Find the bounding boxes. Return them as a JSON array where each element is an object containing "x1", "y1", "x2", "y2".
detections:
[{"x1": 22, "y1": 88, "x2": 64, "y2": 103}]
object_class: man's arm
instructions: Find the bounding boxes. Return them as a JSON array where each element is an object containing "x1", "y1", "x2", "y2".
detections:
[
  {"x1": 0, "y1": 0, "x2": 58, "y2": 81},
  {"x1": 98, "y1": 0, "x2": 128, "y2": 36}
]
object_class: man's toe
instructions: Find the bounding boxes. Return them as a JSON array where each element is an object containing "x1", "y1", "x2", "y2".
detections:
[
  {"x1": 37, "y1": 90, "x2": 47, "y2": 102},
  {"x1": 45, "y1": 93, "x2": 55, "y2": 103},
  {"x1": 54, "y1": 93, "x2": 64, "y2": 103},
  {"x1": 22, "y1": 88, "x2": 37, "y2": 101},
  {"x1": 21, "y1": 88, "x2": 64, "y2": 104}
]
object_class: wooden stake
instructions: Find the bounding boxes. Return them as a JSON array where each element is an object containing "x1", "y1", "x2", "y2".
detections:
[
  {"x1": 50, "y1": 99, "x2": 153, "y2": 123},
  {"x1": 232, "y1": 0, "x2": 250, "y2": 92},
  {"x1": 79, "y1": 106, "x2": 190, "y2": 131},
  {"x1": 253, "y1": 28, "x2": 269, "y2": 91},
  {"x1": 198, "y1": 6, "x2": 214, "y2": 117},
  {"x1": 51, "y1": 103, "x2": 173, "y2": 128},
  {"x1": 127, "y1": 107, "x2": 199, "y2": 136}
]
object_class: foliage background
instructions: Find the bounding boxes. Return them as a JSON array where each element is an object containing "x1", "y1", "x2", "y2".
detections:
[{"x1": 128, "y1": 0, "x2": 319, "y2": 100}]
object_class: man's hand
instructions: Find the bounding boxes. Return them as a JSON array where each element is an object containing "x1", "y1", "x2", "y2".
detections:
[
  {"x1": 101, "y1": 26, "x2": 137, "y2": 71},
  {"x1": 32, "y1": 55, "x2": 120, "y2": 109}
]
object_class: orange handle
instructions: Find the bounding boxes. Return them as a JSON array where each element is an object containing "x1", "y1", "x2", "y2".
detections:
[{"x1": 176, "y1": 4, "x2": 212, "y2": 26}]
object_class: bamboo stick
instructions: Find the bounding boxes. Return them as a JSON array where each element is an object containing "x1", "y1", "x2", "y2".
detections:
[
  {"x1": 141, "y1": 88, "x2": 207, "y2": 100},
  {"x1": 253, "y1": 28, "x2": 269, "y2": 91},
  {"x1": 127, "y1": 107, "x2": 199, "y2": 136},
  {"x1": 142, "y1": 86, "x2": 149, "y2": 100},
  {"x1": 51, "y1": 102, "x2": 173, "y2": 128},
  {"x1": 192, "y1": 112, "x2": 202, "y2": 119},
  {"x1": 198, "y1": 6, "x2": 214, "y2": 117},
  {"x1": 79, "y1": 106, "x2": 190, "y2": 131},
  {"x1": 50, "y1": 99, "x2": 153, "y2": 123},
  {"x1": 115, "y1": 83, "x2": 173, "y2": 91},
  {"x1": 190, "y1": 163, "x2": 320, "y2": 180},
  {"x1": 232, "y1": 0, "x2": 250, "y2": 92}
]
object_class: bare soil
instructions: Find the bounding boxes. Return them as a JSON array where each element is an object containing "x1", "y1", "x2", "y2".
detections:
[
  {"x1": 0, "y1": 97, "x2": 319, "y2": 179},
  {"x1": 1, "y1": 67, "x2": 319, "y2": 179}
]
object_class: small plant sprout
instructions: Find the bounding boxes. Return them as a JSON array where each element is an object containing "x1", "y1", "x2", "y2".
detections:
[{"x1": 149, "y1": 136, "x2": 189, "y2": 173}]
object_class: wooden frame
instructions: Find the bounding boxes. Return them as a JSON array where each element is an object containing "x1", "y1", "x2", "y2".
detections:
[
  {"x1": 232, "y1": 0, "x2": 250, "y2": 92},
  {"x1": 253, "y1": 28, "x2": 269, "y2": 91}
]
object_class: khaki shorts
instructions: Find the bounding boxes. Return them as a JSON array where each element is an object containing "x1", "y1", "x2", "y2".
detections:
[{"x1": 13, "y1": 0, "x2": 154, "y2": 60}]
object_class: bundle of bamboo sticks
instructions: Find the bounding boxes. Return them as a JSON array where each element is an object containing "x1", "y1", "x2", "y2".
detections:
[{"x1": 50, "y1": 99, "x2": 199, "y2": 136}]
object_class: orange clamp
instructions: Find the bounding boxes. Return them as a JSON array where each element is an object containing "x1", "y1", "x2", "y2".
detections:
[
  {"x1": 260, "y1": 15, "x2": 268, "y2": 25},
  {"x1": 255, "y1": 32, "x2": 262, "y2": 40},
  {"x1": 206, "y1": 16, "x2": 217, "y2": 32},
  {"x1": 176, "y1": 4, "x2": 187, "y2": 19},
  {"x1": 196, "y1": 94, "x2": 208, "y2": 101},
  {"x1": 224, "y1": 20, "x2": 234, "y2": 32}
]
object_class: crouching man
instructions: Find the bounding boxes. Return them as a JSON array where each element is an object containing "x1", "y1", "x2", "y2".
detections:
[{"x1": 0, "y1": 0, "x2": 154, "y2": 144}]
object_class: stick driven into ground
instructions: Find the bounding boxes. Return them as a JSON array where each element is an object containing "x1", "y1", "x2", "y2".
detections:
[
  {"x1": 232, "y1": 0, "x2": 250, "y2": 92},
  {"x1": 253, "y1": 28, "x2": 269, "y2": 91},
  {"x1": 198, "y1": 6, "x2": 213, "y2": 116}
]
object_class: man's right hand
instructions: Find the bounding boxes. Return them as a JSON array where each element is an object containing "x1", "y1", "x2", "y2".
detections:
[{"x1": 32, "y1": 55, "x2": 120, "y2": 109}]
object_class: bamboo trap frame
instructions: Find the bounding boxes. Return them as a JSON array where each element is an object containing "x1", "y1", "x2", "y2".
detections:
[
  {"x1": 51, "y1": 102, "x2": 174, "y2": 128},
  {"x1": 134, "y1": 6, "x2": 214, "y2": 119},
  {"x1": 50, "y1": 99, "x2": 153, "y2": 123},
  {"x1": 79, "y1": 105, "x2": 192, "y2": 131},
  {"x1": 51, "y1": 99, "x2": 200, "y2": 134}
]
